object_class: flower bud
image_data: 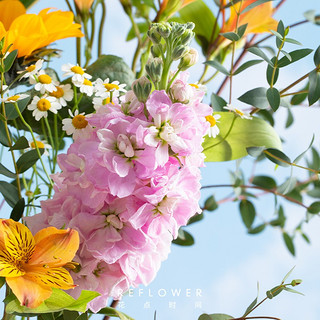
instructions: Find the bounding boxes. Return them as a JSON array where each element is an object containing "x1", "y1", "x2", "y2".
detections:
[
  {"x1": 74, "y1": 0, "x2": 94, "y2": 12},
  {"x1": 172, "y1": 45, "x2": 188, "y2": 61},
  {"x1": 157, "y1": 22, "x2": 172, "y2": 38},
  {"x1": 181, "y1": 29, "x2": 194, "y2": 46},
  {"x1": 178, "y1": 47, "x2": 198, "y2": 70},
  {"x1": 132, "y1": 76, "x2": 152, "y2": 103},
  {"x1": 169, "y1": 79, "x2": 193, "y2": 103},
  {"x1": 291, "y1": 279, "x2": 302, "y2": 286},
  {"x1": 145, "y1": 58, "x2": 163, "y2": 83},
  {"x1": 151, "y1": 44, "x2": 164, "y2": 58},
  {"x1": 185, "y1": 22, "x2": 195, "y2": 30},
  {"x1": 173, "y1": 25, "x2": 186, "y2": 37},
  {"x1": 147, "y1": 28, "x2": 161, "y2": 44}
]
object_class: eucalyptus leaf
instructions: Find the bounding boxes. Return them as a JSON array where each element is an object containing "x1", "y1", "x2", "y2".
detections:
[
  {"x1": 237, "y1": 24, "x2": 248, "y2": 39},
  {"x1": 220, "y1": 32, "x2": 240, "y2": 42},
  {"x1": 4, "y1": 50, "x2": 18, "y2": 72},
  {"x1": 211, "y1": 93, "x2": 227, "y2": 111},
  {"x1": 285, "y1": 108, "x2": 294, "y2": 128},
  {"x1": 266, "y1": 87, "x2": 280, "y2": 111},
  {"x1": 277, "y1": 49, "x2": 313, "y2": 68},
  {"x1": 10, "y1": 198, "x2": 25, "y2": 221},
  {"x1": 314, "y1": 45, "x2": 320, "y2": 66},
  {"x1": 16, "y1": 149, "x2": 44, "y2": 174},
  {"x1": 5, "y1": 96, "x2": 31, "y2": 121},
  {"x1": 307, "y1": 201, "x2": 320, "y2": 214},
  {"x1": 96, "y1": 307, "x2": 135, "y2": 320},
  {"x1": 204, "y1": 60, "x2": 230, "y2": 76},
  {"x1": 241, "y1": 0, "x2": 276, "y2": 14},
  {"x1": 172, "y1": 229, "x2": 194, "y2": 246},
  {"x1": 247, "y1": 47, "x2": 273, "y2": 66},
  {"x1": 264, "y1": 148, "x2": 291, "y2": 167},
  {"x1": 293, "y1": 134, "x2": 314, "y2": 163},
  {"x1": 199, "y1": 314, "x2": 234, "y2": 320},
  {"x1": 239, "y1": 200, "x2": 256, "y2": 229},
  {"x1": 283, "y1": 232, "x2": 295, "y2": 255},
  {"x1": 0, "y1": 163, "x2": 16, "y2": 178},
  {"x1": 308, "y1": 69, "x2": 320, "y2": 105},
  {"x1": 252, "y1": 175, "x2": 276, "y2": 189},
  {"x1": 248, "y1": 224, "x2": 266, "y2": 234},
  {"x1": 9, "y1": 136, "x2": 29, "y2": 151},
  {"x1": 233, "y1": 60, "x2": 263, "y2": 75},
  {"x1": 0, "y1": 181, "x2": 20, "y2": 208},
  {"x1": 238, "y1": 87, "x2": 269, "y2": 109},
  {"x1": 204, "y1": 195, "x2": 218, "y2": 211}
]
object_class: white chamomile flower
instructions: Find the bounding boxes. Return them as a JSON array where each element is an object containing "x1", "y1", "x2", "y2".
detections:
[
  {"x1": 27, "y1": 96, "x2": 61, "y2": 121},
  {"x1": 62, "y1": 109, "x2": 92, "y2": 140},
  {"x1": 205, "y1": 114, "x2": 221, "y2": 138},
  {"x1": 94, "y1": 78, "x2": 127, "y2": 98},
  {"x1": 49, "y1": 83, "x2": 73, "y2": 107},
  {"x1": 17, "y1": 59, "x2": 44, "y2": 80},
  {"x1": 79, "y1": 78, "x2": 94, "y2": 96},
  {"x1": 28, "y1": 139, "x2": 51, "y2": 156},
  {"x1": 93, "y1": 96, "x2": 115, "y2": 111},
  {"x1": 61, "y1": 63, "x2": 92, "y2": 86},
  {"x1": 30, "y1": 70, "x2": 58, "y2": 94},
  {"x1": 189, "y1": 82, "x2": 207, "y2": 93},
  {"x1": 1, "y1": 93, "x2": 29, "y2": 103},
  {"x1": 224, "y1": 104, "x2": 252, "y2": 120}
]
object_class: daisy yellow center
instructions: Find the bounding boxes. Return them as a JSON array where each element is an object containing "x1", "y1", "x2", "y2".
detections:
[
  {"x1": 235, "y1": 108, "x2": 244, "y2": 116},
  {"x1": 38, "y1": 74, "x2": 52, "y2": 84},
  {"x1": 71, "y1": 66, "x2": 84, "y2": 75},
  {"x1": 103, "y1": 97, "x2": 114, "y2": 105},
  {"x1": 72, "y1": 115, "x2": 88, "y2": 129},
  {"x1": 37, "y1": 98, "x2": 51, "y2": 111},
  {"x1": 30, "y1": 141, "x2": 45, "y2": 149},
  {"x1": 26, "y1": 65, "x2": 36, "y2": 72},
  {"x1": 205, "y1": 115, "x2": 216, "y2": 127},
  {"x1": 189, "y1": 83, "x2": 199, "y2": 89},
  {"x1": 104, "y1": 83, "x2": 119, "y2": 91},
  {"x1": 50, "y1": 86, "x2": 64, "y2": 98},
  {"x1": 83, "y1": 79, "x2": 93, "y2": 86},
  {"x1": 7, "y1": 95, "x2": 20, "y2": 102}
]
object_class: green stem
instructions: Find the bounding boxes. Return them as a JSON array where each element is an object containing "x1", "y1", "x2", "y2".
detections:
[
  {"x1": 280, "y1": 90, "x2": 308, "y2": 98},
  {"x1": 203, "y1": 114, "x2": 237, "y2": 152},
  {"x1": 202, "y1": 70, "x2": 219, "y2": 85},
  {"x1": 13, "y1": 103, "x2": 53, "y2": 186},
  {"x1": 166, "y1": 67, "x2": 182, "y2": 91},
  {"x1": 98, "y1": 0, "x2": 106, "y2": 56},
  {"x1": 64, "y1": 0, "x2": 74, "y2": 13},
  {"x1": 44, "y1": 117, "x2": 55, "y2": 151}
]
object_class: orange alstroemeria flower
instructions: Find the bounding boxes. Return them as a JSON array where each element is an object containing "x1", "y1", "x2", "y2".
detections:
[
  {"x1": 0, "y1": 0, "x2": 83, "y2": 58},
  {"x1": 220, "y1": 0, "x2": 278, "y2": 35},
  {"x1": 157, "y1": 0, "x2": 196, "y2": 21},
  {"x1": 74, "y1": 0, "x2": 95, "y2": 12},
  {"x1": 0, "y1": 219, "x2": 79, "y2": 308}
]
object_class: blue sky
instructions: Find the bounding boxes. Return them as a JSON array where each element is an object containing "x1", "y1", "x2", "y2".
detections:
[{"x1": 1, "y1": 0, "x2": 320, "y2": 319}]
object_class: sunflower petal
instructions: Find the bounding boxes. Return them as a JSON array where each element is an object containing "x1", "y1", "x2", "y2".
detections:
[
  {"x1": 6, "y1": 275, "x2": 52, "y2": 309},
  {"x1": 0, "y1": 219, "x2": 35, "y2": 263},
  {"x1": 29, "y1": 228, "x2": 79, "y2": 267},
  {"x1": 0, "y1": 0, "x2": 26, "y2": 30}
]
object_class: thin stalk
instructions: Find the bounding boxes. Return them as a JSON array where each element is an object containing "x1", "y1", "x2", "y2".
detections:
[
  {"x1": 280, "y1": 90, "x2": 308, "y2": 98},
  {"x1": 280, "y1": 69, "x2": 316, "y2": 95},
  {"x1": 64, "y1": 0, "x2": 74, "y2": 13},
  {"x1": 98, "y1": 0, "x2": 106, "y2": 56},
  {"x1": 202, "y1": 70, "x2": 219, "y2": 85},
  {"x1": 103, "y1": 300, "x2": 119, "y2": 320}
]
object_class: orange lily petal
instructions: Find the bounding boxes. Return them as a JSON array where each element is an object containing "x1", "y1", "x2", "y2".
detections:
[
  {"x1": 0, "y1": 219, "x2": 35, "y2": 263},
  {"x1": 6, "y1": 276, "x2": 52, "y2": 309},
  {"x1": 0, "y1": 250, "x2": 25, "y2": 277},
  {"x1": 29, "y1": 228, "x2": 79, "y2": 267},
  {"x1": 0, "y1": 0, "x2": 26, "y2": 30},
  {"x1": 24, "y1": 265, "x2": 76, "y2": 290}
]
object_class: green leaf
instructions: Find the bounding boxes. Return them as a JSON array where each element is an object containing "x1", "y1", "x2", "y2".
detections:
[
  {"x1": 96, "y1": 307, "x2": 135, "y2": 320},
  {"x1": 283, "y1": 232, "x2": 295, "y2": 255},
  {"x1": 267, "y1": 87, "x2": 280, "y2": 111},
  {"x1": 284, "y1": 38, "x2": 302, "y2": 45},
  {"x1": 126, "y1": 22, "x2": 149, "y2": 41},
  {"x1": 187, "y1": 212, "x2": 204, "y2": 225},
  {"x1": 266, "y1": 62, "x2": 279, "y2": 86},
  {"x1": 0, "y1": 277, "x2": 5, "y2": 290},
  {"x1": 277, "y1": 175, "x2": 296, "y2": 195},
  {"x1": 4, "y1": 50, "x2": 18, "y2": 72},
  {"x1": 237, "y1": 24, "x2": 248, "y2": 39},
  {"x1": 314, "y1": 45, "x2": 320, "y2": 66},
  {"x1": 270, "y1": 30, "x2": 283, "y2": 41},
  {"x1": 9, "y1": 136, "x2": 29, "y2": 151},
  {"x1": 75, "y1": 314, "x2": 88, "y2": 320},
  {"x1": 172, "y1": 229, "x2": 194, "y2": 246},
  {"x1": 0, "y1": 163, "x2": 16, "y2": 178},
  {"x1": 285, "y1": 108, "x2": 294, "y2": 128},
  {"x1": 63, "y1": 310, "x2": 79, "y2": 320},
  {"x1": 204, "y1": 60, "x2": 230, "y2": 76},
  {"x1": 179, "y1": 0, "x2": 217, "y2": 54},
  {"x1": 282, "y1": 266, "x2": 296, "y2": 282},
  {"x1": 18, "y1": 0, "x2": 38, "y2": 8},
  {"x1": 203, "y1": 113, "x2": 281, "y2": 162},
  {"x1": 276, "y1": 20, "x2": 285, "y2": 48},
  {"x1": 307, "y1": 188, "x2": 320, "y2": 198},
  {"x1": 252, "y1": 175, "x2": 276, "y2": 189},
  {"x1": 233, "y1": 60, "x2": 263, "y2": 75},
  {"x1": 204, "y1": 195, "x2": 218, "y2": 211},
  {"x1": 277, "y1": 49, "x2": 313, "y2": 68},
  {"x1": 280, "y1": 49, "x2": 291, "y2": 62},
  {"x1": 211, "y1": 93, "x2": 227, "y2": 111},
  {"x1": 241, "y1": 0, "x2": 275, "y2": 13},
  {"x1": 5, "y1": 96, "x2": 31, "y2": 121},
  {"x1": 0, "y1": 120, "x2": 11, "y2": 147},
  {"x1": 0, "y1": 181, "x2": 19, "y2": 208},
  {"x1": 10, "y1": 198, "x2": 25, "y2": 222},
  {"x1": 243, "y1": 283, "x2": 259, "y2": 316},
  {"x1": 307, "y1": 201, "x2": 320, "y2": 214},
  {"x1": 257, "y1": 109, "x2": 274, "y2": 126},
  {"x1": 247, "y1": 47, "x2": 273, "y2": 66},
  {"x1": 6, "y1": 289, "x2": 100, "y2": 315},
  {"x1": 238, "y1": 87, "x2": 269, "y2": 109},
  {"x1": 264, "y1": 148, "x2": 291, "y2": 167},
  {"x1": 220, "y1": 31, "x2": 240, "y2": 42},
  {"x1": 266, "y1": 285, "x2": 284, "y2": 299},
  {"x1": 239, "y1": 200, "x2": 256, "y2": 229},
  {"x1": 16, "y1": 149, "x2": 44, "y2": 174},
  {"x1": 293, "y1": 134, "x2": 314, "y2": 163},
  {"x1": 283, "y1": 287, "x2": 304, "y2": 295},
  {"x1": 199, "y1": 314, "x2": 234, "y2": 320},
  {"x1": 308, "y1": 69, "x2": 320, "y2": 105},
  {"x1": 247, "y1": 146, "x2": 265, "y2": 158},
  {"x1": 248, "y1": 224, "x2": 266, "y2": 234}
]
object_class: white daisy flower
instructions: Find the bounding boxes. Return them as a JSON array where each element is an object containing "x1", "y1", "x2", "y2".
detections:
[
  {"x1": 61, "y1": 63, "x2": 92, "y2": 86},
  {"x1": 27, "y1": 96, "x2": 61, "y2": 121},
  {"x1": 224, "y1": 104, "x2": 252, "y2": 120},
  {"x1": 94, "y1": 78, "x2": 127, "y2": 98},
  {"x1": 17, "y1": 59, "x2": 44, "y2": 80},
  {"x1": 28, "y1": 139, "x2": 52, "y2": 156},
  {"x1": 189, "y1": 82, "x2": 207, "y2": 93},
  {"x1": 93, "y1": 96, "x2": 115, "y2": 111},
  {"x1": 205, "y1": 114, "x2": 221, "y2": 138},
  {"x1": 30, "y1": 70, "x2": 58, "y2": 94},
  {"x1": 49, "y1": 83, "x2": 73, "y2": 107},
  {"x1": 78, "y1": 78, "x2": 94, "y2": 96},
  {"x1": 62, "y1": 109, "x2": 92, "y2": 140},
  {"x1": 1, "y1": 93, "x2": 29, "y2": 103}
]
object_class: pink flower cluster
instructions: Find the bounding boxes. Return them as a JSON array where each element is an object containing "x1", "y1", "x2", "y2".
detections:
[{"x1": 26, "y1": 72, "x2": 211, "y2": 312}]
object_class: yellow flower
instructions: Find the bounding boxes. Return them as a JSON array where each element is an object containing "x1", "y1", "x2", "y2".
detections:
[
  {"x1": 0, "y1": 219, "x2": 79, "y2": 308},
  {"x1": 0, "y1": 0, "x2": 83, "y2": 58},
  {"x1": 221, "y1": 0, "x2": 278, "y2": 35},
  {"x1": 156, "y1": 0, "x2": 196, "y2": 20},
  {"x1": 74, "y1": 0, "x2": 95, "y2": 12}
]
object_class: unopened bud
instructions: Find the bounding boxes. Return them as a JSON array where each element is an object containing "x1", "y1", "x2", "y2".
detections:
[
  {"x1": 151, "y1": 44, "x2": 164, "y2": 58},
  {"x1": 178, "y1": 47, "x2": 198, "y2": 70},
  {"x1": 157, "y1": 22, "x2": 172, "y2": 38},
  {"x1": 172, "y1": 45, "x2": 188, "y2": 61},
  {"x1": 291, "y1": 279, "x2": 302, "y2": 286},
  {"x1": 174, "y1": 25, "x2": 186, "y2": 37},
  {"x1": 185, "y1": 22, "x2": 195, "y2": 30},
  {"x1": 181, "y1": 29, "x2": 194, "y2": 45},
  {"x1": 74, "y1": 0, "x2": 95, "y2": 12},
  {"x1": 132, "y1": 76, "x2": 152, "y2": 103},
  {"x1": 145, "y1": 58, "x2": 163, "y2": 83},
  {"x1": 25, "y1": 190, "x2": 33, "y2": 197}
]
